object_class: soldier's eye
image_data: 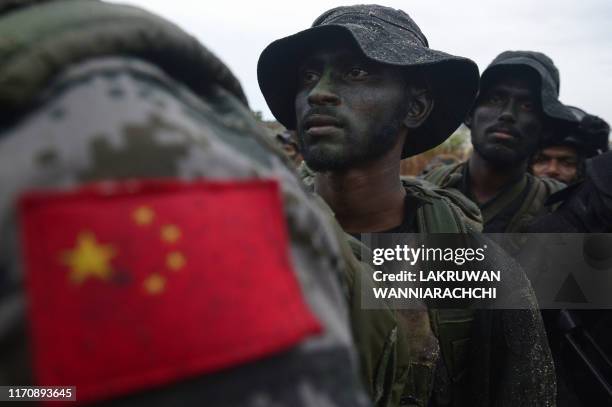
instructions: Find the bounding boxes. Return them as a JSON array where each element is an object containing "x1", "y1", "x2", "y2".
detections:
[
  {"x1": 520, "y1": 101, "x2": 535, "y2": 111},
  {"x1": 300, "y1": 70, "x2": 320, "y2": 85},
  {"x1": 533, "y1": 157, "x2": 549, "y2": 165},
  {"x1": 347, "y1": 67, "x2": 369, "y2": 80},
  {"x1": 486, "y1": 94, "x2": 503, "y2": 104},
  {"x1": 561, "y1": 158, "x2": 577, "y2": 167}
]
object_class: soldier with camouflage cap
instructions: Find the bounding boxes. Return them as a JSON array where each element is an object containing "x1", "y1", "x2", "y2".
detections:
[{"x1": 0, "y1": 1, "x2": 374, "y2": 406}]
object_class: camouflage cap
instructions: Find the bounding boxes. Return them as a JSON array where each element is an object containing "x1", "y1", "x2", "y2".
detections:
[
  {"x1": 257, "y1": 4, "x2": 480, "y2": 158},
  {"x1": 479, "y1": 51, "x2": 578, "y2": 126}
]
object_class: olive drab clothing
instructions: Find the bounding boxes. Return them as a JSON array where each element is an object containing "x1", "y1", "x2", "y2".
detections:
[
  {"x1": 421, "y1": 164, "x2": 558, "y2": 406},
  {"x1": 259, "y1": 6, "x2": 479, "y2": 403},
  {"x1": 344, "y1": 232, "x2": 436, "y2": 407},
  {"x1": 424, "y1": 162, "x2": 565, "y2": 232},
  {"x1": 346, "y1": 177, "x2": 553, "y2": 407},
  {"x1": 313, "y1": 175, "x2": 553, "y2": 406},
  {"x1": 401, "y1": 177, "x2": 482, "y2": 234},
  {"x1": 0, "y1": 1, "x2": 371, "y2": 406},
  {"x1": 329, "y1": 177, "x2": 485, "y2": 407}
]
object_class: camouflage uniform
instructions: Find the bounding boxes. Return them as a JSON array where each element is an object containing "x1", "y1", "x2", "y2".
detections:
[{"x1": 0, "y1": 1, "x2": 372, "y2": 406}]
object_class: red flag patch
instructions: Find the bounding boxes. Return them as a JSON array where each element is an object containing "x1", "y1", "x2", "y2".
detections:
[{"x1": 19, "y1": 179, "x2": 321, "y2": 404}]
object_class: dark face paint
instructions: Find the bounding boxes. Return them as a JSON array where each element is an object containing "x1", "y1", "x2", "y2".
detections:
[
  {"x1": 470, "y1": 74, "x2": 546, "y2": 167},
  {"x1": 294, "y1": 39, "x2": 409, "y2": 172}
]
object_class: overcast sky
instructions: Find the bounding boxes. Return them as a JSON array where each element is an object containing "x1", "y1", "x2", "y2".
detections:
[{"x1": 117, "y1": 0, "x2": 611, "y2": 125}]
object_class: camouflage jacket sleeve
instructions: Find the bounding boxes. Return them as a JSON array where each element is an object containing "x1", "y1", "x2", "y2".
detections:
[{"x1": 0, "y1": 56, "x2": 371, "y2": 407}]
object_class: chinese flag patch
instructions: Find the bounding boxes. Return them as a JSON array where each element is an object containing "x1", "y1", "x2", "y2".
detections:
[{"x1": 19, "y1": 179, "x2": 321, "y2": 404}]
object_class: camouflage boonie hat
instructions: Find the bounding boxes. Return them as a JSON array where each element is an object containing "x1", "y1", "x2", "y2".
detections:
[{"x1": 257, "y1": 4, "x2": 480, "y2": 158}]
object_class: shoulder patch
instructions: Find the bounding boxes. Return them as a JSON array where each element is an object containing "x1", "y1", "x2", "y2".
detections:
[{"x1": 19, "y1": 178, "x2": 321, "y2": 403}]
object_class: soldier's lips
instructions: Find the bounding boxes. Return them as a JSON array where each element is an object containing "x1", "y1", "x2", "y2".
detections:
[
  {"x1": 303, "y1": 115, "x2": 343, "y2": 137},
  {"x1": 488, "y1": 128, "x2": 519, "y2": 141},
  {"x1": 305, "y1": 125, "x2": 344, "y2": 137}
]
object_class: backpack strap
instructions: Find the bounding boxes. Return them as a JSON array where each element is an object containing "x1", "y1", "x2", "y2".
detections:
[
  {"x1": 401, "y1": 177, "x2": 482, "y2": 233},
  {"x1": 504, "y1": 175, "x2": 565, "y2": 232},
  {"x1": 422, "y1": 162, "x2": 463, "y2": 187}
]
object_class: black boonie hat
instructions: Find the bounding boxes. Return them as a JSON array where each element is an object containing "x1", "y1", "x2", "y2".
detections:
[
  {"x1": 548, "y1": 106, "x2": 610, "y2": 157},
  {"x1": 257, "y1": 4, "x2": 480, "y2": 158},
  {"x1": 479, "y1": 51, "x2": 578, "y2": 125}
]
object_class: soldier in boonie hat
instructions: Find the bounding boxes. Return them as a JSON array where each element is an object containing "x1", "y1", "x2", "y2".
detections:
[
  {"x1": 258, "y1": 4, "x2": 480, "y2": 160},
  {"x1": 421, "y1": 50, "x2": 574, "y2": 406},
  {"x1": 479, "y1": 51, "x2": 578, "y2": 126},
  {"x1": 468, "y1": 51, "x2": 579, "y2": 171},
  {"x1": 425, "y1": 50, "x2": 580, "y2": 232},
  {"x1": 259, "y1": 5, "x2": 487, "y2": 407}
]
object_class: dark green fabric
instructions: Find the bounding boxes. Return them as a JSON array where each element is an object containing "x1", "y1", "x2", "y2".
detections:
[
  {"x1": 429, "y1": 308, "x2": 475, "y2": 406},
  {"x1": 399, "y1": 178, "x2": 480, "y2": 406},
  {"x1": 423, "y1": 163, "x2": 564, "y2": 232},
  {"x1": 401, "y1": 177, "x2": 482, "y2": 233},
  {"x1": 341, "y1": 178, "x2": 484, "y2": 406},
  {"x1": 344, "y1": 234, "x2": 412, "y2": 407},
  {"x1": 423, "y1": 163, "x2": 558, "y2": 406}
]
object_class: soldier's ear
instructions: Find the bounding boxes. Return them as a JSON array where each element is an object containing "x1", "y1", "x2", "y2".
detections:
[
  {"x1": 464, "y1": 112, "x2": 473, "y2": 127},
  {"x1": 402, "y1": 86, "x2": 434, "y2": 130}
]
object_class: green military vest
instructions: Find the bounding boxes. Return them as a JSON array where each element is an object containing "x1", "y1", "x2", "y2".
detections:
[
  {"x1": 423, "y1": 163, "x2": 561, "y2": 406},
  {"x1": 424, "y1": 163, "x2": 564, "y2": 233},
  {"x1": 337, "y1": 177, "x2": 483, "y2": 407},
  {"x1": 402, "y1": 178, "x2": 482, "y2": 406}
]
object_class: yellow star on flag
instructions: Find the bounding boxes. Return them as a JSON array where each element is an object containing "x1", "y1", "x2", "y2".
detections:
[
  {"x1": 144, "y1": 273, "x2": 166, "y2": 295},
  {"x1": 161, "y1": 224, "x2": 181, "y2": 243},
  {"x1": 167, "y1": 251, "x2": 186, "y2": 271},
  {"x1": 63, "y1": 232, "x2": 117, "y2": 284},
  {"x1": 133, "y1": 205, "x2": 155, "y2": 226}
]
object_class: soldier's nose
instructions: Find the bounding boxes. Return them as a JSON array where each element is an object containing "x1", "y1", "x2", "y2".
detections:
[
  {"x1": 545, "y1": 160, "x2": 560, "y2": 176},
  {"x1": 307, "y1": 73, "x2": 340, "y2": 107},
  {"x1": 498, "y1": 108, "x2": 516, "y2": 123},
  {"x1": 498, "y1": 100, "x2": 517, "y2": 123},
  {"x1": 308, "y1": 89, "x2": 340, "y2": 106}
]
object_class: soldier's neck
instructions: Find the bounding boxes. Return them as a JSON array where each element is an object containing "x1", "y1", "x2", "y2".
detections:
[
  {"x1": 468, "y1": 151, "x2": 527, "y2": 204},
  {"x1": 314, "y1": 142, "x2": 406, "y2": 234}
]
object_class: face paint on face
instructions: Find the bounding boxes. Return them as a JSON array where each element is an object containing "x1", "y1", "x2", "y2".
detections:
[
  {"x1": 470, "y1": 71, "x2": 547, "y2": 167},
  {"x1": 294, "y1": 38, "x2": 410, "y2": 172},
  {"x1": 532, "y1": 145, "x2": 579, "y2": 183}
]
